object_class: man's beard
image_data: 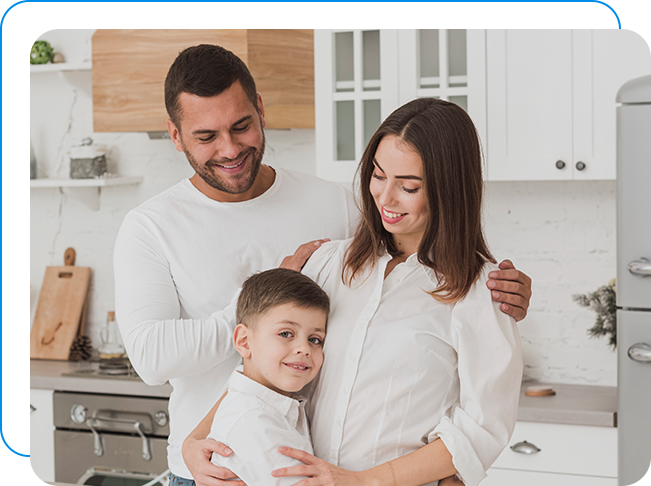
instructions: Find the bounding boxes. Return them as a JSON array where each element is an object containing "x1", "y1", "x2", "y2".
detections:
[{"x1": 183, "y1": 131, "x2": 266, "y2": 195}]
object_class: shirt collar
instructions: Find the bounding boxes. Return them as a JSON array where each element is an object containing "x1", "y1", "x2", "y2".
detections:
[
  {"x1": 379, "y1": 249, "x2": 440, "y2": 288},
  {"x1": 227, "y1": 370, "x2": 302, "y2": 423}
]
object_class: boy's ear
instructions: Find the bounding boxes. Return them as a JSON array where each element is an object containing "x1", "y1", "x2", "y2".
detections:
[{"x1": 233, "y1": 323, "x2": 252, "y2": 359}]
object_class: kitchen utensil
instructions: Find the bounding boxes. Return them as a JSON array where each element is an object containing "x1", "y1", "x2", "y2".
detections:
[
  {"x1": 30, "y1": 248, "x2": 91, "y2": 360},
  {"x1": 524, "y1": 385, "x2": 556, "y2": 397}
]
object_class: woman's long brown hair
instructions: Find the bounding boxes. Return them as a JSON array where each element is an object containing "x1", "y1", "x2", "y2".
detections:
[{"x1": 343, "y1": 98, "x2": 495, "y2": 303}]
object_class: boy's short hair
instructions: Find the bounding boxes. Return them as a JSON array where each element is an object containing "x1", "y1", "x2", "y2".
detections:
[{"x1": 236, "y1": 269, "x2": 330, "y2": 327}]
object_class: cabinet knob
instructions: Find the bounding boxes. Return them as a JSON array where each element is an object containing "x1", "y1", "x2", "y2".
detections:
[
  {"x1": 628, "y1": 258, "x2": 651, "y2": 277},
  {"x1": 576, "y1": 161, "x2": 586, "y2": 171},
  {"x1": 511, "y1": 440, "x2": 541, "y2": 454},
  {"x1": 555, "y1": 160, "x2": 566, "y2": 170}
]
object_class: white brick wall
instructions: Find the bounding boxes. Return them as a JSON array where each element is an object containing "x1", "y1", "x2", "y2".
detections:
[{"x1": 30, "y1": 30, "x2": 617, "y2": 386}]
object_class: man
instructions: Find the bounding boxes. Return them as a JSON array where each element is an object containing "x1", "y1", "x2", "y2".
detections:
[{"x1": 114, "y1": 44, "x2": 532, "y2": 486}]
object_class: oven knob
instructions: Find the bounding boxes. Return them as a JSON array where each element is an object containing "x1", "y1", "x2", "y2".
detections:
[
  {"x1": 70, "y1": 404, "x2": 87, "y2": 424},
  {"x1": 154, "y1": 411, "x2": 169, "y2": 427}
]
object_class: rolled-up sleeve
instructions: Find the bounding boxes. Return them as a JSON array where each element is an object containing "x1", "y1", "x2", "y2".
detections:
[{"x1": 428, "y1": 268, "x2": 523, "y2": 486}]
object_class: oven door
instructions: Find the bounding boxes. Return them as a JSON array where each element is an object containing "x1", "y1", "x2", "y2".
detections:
[
  {"x1": 55, "y1": 430, "x2": 169, "y2": 484},
  {"x1": 77, "y1": 466, "x2": 167, "y2": 486}
]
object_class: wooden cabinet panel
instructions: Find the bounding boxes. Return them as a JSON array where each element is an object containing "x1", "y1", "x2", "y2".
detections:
[{"x1": 92, "y1": 29, "x2": 313, "y2": 132}]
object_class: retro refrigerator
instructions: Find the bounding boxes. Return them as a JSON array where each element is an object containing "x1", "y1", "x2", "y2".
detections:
[{"x1": 616, "y1": 73, "x2": 651, "y2": 485}]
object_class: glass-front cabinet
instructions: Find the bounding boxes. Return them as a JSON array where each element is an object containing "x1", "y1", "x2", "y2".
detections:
[{"x1": 315, "y1": 29, "x2": 486, "y2": 185}]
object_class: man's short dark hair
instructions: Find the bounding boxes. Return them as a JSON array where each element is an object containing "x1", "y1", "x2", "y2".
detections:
[
  {"x1": 236, "y1": 268, "x2": 330, "y2": 328},
  {"x1": 164, "y1": 44, "x2": 258, "y2": 129}
]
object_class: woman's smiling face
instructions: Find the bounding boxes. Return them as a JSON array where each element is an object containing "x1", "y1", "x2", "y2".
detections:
[{"x1": 369, "y1": 135, "x2": 429, "y2": 256}]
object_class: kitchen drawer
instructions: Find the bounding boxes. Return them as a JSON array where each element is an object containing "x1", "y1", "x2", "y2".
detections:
[
  {"x1": 492, "y1": 421, "x2": 617, "y2": 478},
  {"x1": 483, "y1": 467, "x2": 617, "y2": 486}
]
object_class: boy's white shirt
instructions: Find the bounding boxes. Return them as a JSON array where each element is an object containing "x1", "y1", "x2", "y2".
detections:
[{"x1": 208, "y1": 369, "x2": 313, "y2": 485}]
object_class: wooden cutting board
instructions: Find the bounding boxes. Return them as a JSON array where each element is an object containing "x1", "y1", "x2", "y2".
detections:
[{"x1": 30, "y1": 248, "x2": 91, "y2": 360}]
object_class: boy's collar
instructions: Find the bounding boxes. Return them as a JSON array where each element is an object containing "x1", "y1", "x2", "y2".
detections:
[{"x1": 228, "y1": 369, "x2": 305, "y2": 420}]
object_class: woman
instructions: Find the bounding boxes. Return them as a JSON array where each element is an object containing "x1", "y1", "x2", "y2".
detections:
[{"x1": 187, "y1": 98, "x2": 524, "y2": 486}]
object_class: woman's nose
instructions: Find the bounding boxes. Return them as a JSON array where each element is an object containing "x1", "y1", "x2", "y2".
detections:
[{"x1": 378, "y1": 184, "x2": 396, "y2": 207}]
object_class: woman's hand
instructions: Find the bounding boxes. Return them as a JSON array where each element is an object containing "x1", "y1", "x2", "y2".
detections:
[
  {"x1": 182, "y1": 438, "x2": 245, "y2": 486},
  {"x1": 488, "y1": 260, "x2": 533, "y2": 322},
  {"x1": 272, "y1": 446, "x2": 365, "y2": 486},
  {"x1": 280, "y1": 239, "x2": 330, "y2": 272}
]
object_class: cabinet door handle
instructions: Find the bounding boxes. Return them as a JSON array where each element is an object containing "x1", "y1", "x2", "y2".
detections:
[
  {"x1": 511, "y1": 441, "x2": 541, "y2": 454},
  {"x1": 30, "y1": 405, "x2": 36, "y2": 413},
  {"x1": 628, "y1": 343, "x2": 651, "y2": 363},
  {"x1": 555, "y1": 160, "x2": 566, "y2": 170},
  {"x1": 576, "y1": 161, "x2": 586, "y2": 171}
]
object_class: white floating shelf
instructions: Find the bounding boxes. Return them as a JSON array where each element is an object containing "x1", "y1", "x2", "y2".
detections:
[
  {"x1": 30, "y1": 62, "x2": 92, "y2": 73},
  {"x1": 30, "y1": 176, "x2": 144, "y2": 210},
  {"x1": 30, "y1": 176, "x2": 143, "y2": 188}
]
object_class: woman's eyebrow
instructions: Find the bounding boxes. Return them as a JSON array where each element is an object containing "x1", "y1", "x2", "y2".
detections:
[{"x1": 373, "y1": 159, "x2": 422, "y2": 181}]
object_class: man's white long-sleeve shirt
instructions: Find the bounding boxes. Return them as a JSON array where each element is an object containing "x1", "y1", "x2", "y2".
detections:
[
  {"x1": 113, "y1": 168, "x2": 357, "y2": 478},
  {"x1": 208, "y1": 370, "x2": 313, "y2": 486}
]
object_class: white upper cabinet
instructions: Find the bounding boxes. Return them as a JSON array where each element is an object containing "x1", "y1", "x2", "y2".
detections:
[
  {"x1": 397, "y1": 30, "x2": 487, "y2": 158},
  {"x1": 486, "y1": 29, "x2": 651, "y2": 181},
  {"x1": 315, "y1": 29, "x2": 485, "y2": 184},
  {"x1": 315, "y1": 30, "x2": 399, "y2": 184},
  {"x1": 315, "y1": 29, "x2": 651, "y2": 184}
]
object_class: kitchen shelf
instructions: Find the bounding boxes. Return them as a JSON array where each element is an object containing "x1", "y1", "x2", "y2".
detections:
[
  {"x1": 30, "y1": 61, "x2": 92, "y2": 73},
  {"x1": 31, "y1": 176, "x2": 143, "y2": 210},
  {"x1": 30, "y1": 176, "x2": 143, "y2": 188}
]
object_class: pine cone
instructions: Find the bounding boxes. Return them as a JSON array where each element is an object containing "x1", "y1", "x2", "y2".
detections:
[{"x1": 69, "y1": 335, "x2": 93, "y2": 361}]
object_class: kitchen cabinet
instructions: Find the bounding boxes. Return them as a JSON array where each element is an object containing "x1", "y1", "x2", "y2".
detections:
[
  {"x1": 92, "y1": 29, "x2": 314, "y2": 132},
  {"x1": 486, "y1": 29, "x2": 651, "y2": 181},
  {"x1": 483, "y1": 421, "x2": 617, "y2": 485},
  {"x1": 30, "y1": 388, "x2": 55, "y2": 482},
  {"x1": 315, "y1": 29, "x2": 485, "y2": 184}
]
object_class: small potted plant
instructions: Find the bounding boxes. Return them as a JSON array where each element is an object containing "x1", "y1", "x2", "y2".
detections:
[{"x1": 572, "y1": 278, "x2": 617, "y2": 349}]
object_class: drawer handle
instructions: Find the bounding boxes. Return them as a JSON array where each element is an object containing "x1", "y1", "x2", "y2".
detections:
[{"x1": 511, "y1": 441, "x2": 541, "y2": 454}]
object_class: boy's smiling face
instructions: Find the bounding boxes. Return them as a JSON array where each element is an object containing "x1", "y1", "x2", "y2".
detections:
[{"x1": 235, "y1": 303, "x2": 327, "y2": 397}]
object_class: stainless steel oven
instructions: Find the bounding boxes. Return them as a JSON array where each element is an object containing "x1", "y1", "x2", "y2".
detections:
[{"x1": 53, "y1": 391, "x2": 170, "y2": 485}]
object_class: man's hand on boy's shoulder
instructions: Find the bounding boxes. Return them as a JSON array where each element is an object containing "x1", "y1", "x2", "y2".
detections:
[{"x1": 488, "y1": 260, "x2": 533, "y2": 322}]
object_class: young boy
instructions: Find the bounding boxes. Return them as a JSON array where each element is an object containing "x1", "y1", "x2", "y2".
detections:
[{"x1": 205, "y1": 268, "x2": 329, "y2": 485}]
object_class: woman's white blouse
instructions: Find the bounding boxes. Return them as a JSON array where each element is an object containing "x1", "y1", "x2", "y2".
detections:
[{"x1": 302, "y1": 240, "x2": 523, "y2": 486}]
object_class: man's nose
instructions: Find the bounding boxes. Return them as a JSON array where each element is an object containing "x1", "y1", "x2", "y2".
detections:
[{"x1": 216, "y1": 133, "x2": 241, "y2": 160}]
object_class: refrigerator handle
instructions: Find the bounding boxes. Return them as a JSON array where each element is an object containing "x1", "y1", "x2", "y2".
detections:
[
  {"x1": 628, "y1": 257, "x2": 651, "y2": 276},
  {"x1": 628, "y1": 343, "x2": 651, "y2": 363}
]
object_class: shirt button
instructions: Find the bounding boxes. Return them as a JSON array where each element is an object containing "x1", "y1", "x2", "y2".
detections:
[
  {"x1": 343, "y1": 387, "x2": 349, "y2": 394},
  {"x1": 337, "y1": 419, "x2": 342, "y2": 426},
  {"x1": 370, "y1": 298, "x2": 378, "y2": 305},
  {"x1": 349, "y1": 355, "x2": 356, "y2": 362}
]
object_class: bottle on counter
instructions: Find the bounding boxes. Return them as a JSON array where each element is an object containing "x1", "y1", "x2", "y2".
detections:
[{"x1": 98, "y1": 311, "x2": 126, "y2": 360}]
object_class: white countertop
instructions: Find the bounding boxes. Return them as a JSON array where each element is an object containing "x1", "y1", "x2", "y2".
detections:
[{"x1": 31, "y1": 360, "x2": 616, "y2": 427}]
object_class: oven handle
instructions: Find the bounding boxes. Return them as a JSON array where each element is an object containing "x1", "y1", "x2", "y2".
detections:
[{"x1": 87, "y1": 416, "x2": 152, "y2": 461}]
